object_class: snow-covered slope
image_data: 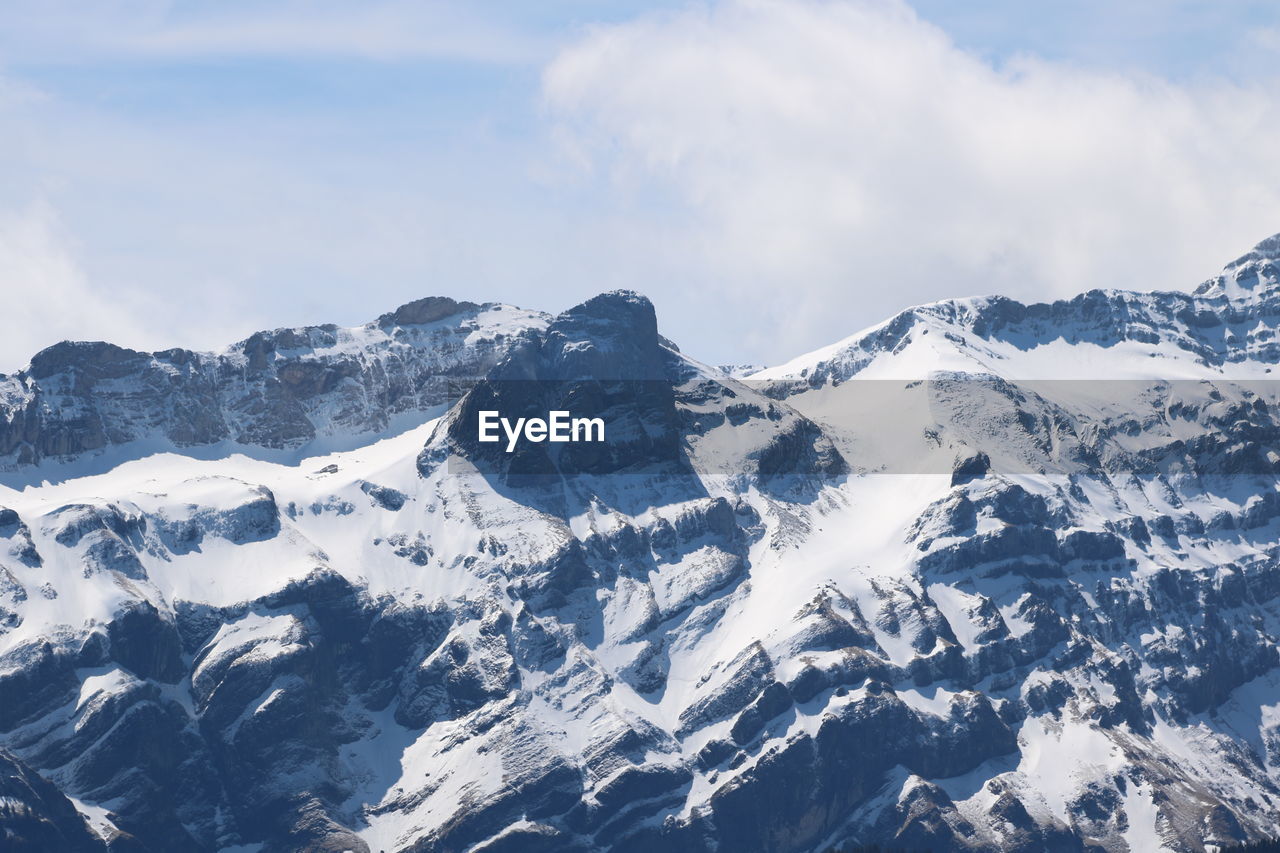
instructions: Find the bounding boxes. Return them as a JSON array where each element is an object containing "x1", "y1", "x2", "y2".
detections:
[{"x1": 5, "y1": 239, "x2": 1280, "y2": 852}]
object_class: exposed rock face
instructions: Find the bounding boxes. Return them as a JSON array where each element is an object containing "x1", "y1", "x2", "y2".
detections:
[
  {"x1": 432, "y1": 290, "x2": 845, "y2": 491},
  {"x1": 438, "y1": 291, "x2": 689, "y2": 482},
  {"x1": 6, "y1": 237, "x2": 1280, "y2": 852},
  {"x1": 0, "y1": 297, "x2": 548, "y2": 468},
  {"x1": 0, "y1": 751, "x2": 108, "y2": 852}
]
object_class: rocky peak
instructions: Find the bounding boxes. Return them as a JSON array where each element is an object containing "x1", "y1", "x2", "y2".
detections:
[
  {"x1": 1195, "y1": 231, "x2": 1280, "y2": 299},
  {"x1": 0, "y1": 296, "x2": 549, "y2": 469},
  {"x1": 1224, "y1": 231, "x2": 1280, "y2": 271},
  {"x1": 376, "y1": 295, "x2": 479, "y2": 328},
  {"x1": 26, "y1": 341, "x2": 151, "y2": 382},
  {"x1": 541, "y1": 290, "x2": 667, "y2": 379},
  {"x1": 438, "y1": 290, "x2": 686, "y2": 483}
]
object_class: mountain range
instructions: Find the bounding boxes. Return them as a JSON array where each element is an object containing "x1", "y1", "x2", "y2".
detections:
[{"x1": 4, "y1": 235, "x2": 1280, "y2": 851}]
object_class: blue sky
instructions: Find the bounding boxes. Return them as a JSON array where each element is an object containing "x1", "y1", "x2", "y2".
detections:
[{"x1": 2, "y1": 0, "x2": 1279, "y2": 369}]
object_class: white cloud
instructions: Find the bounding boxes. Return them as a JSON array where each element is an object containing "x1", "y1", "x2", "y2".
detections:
[
  {"x1": 0, "y1": 201, "x2": 153, "y2": 371},
  {"x1": 1251, "y1": 26, "x2": 1280, "y2": 52},
  {"x1": 543, "y1": 0, "x2": 1280, "y2": 363}
]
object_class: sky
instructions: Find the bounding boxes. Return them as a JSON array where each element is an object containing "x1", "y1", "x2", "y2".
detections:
[{"x1": 2, "y1": 0, "x2": 1280, "y2": 371}]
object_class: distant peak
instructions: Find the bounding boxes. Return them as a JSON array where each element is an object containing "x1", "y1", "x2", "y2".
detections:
[
  {"x1": 567, "y1": 289, "x2": 653, "y2": 315},
  {"x1": 27, "y1": 341, "x2": 145, "y2": 380},
  {"x1": 377, "y1": 296, "x2": 479, "y2": 328},
  {"x1": 559, "y1": 290, "x2": 658, "y2": 334},
  {"x1": 1224, "y1": 232, "x2": 1280, "y2": 270},
  {"x1": 1192, "y1": 231, "x2": 1280, "y2": 298}
]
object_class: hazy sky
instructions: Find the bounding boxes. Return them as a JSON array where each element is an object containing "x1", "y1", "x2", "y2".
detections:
[{"x1": 2, "y1": 0, "x2": 1280, "y2": 371}]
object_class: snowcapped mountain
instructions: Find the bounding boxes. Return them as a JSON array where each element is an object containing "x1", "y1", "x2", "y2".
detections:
[
  {"x1": 754, "y1": 233, "x2": 1280, "y2": 383},
  {"x1": 0, "y1": 296, "x2": 549, "y2": 471},
  {"x1": 5, "y1": 237, "x2": 1280, "y2": 851}
]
